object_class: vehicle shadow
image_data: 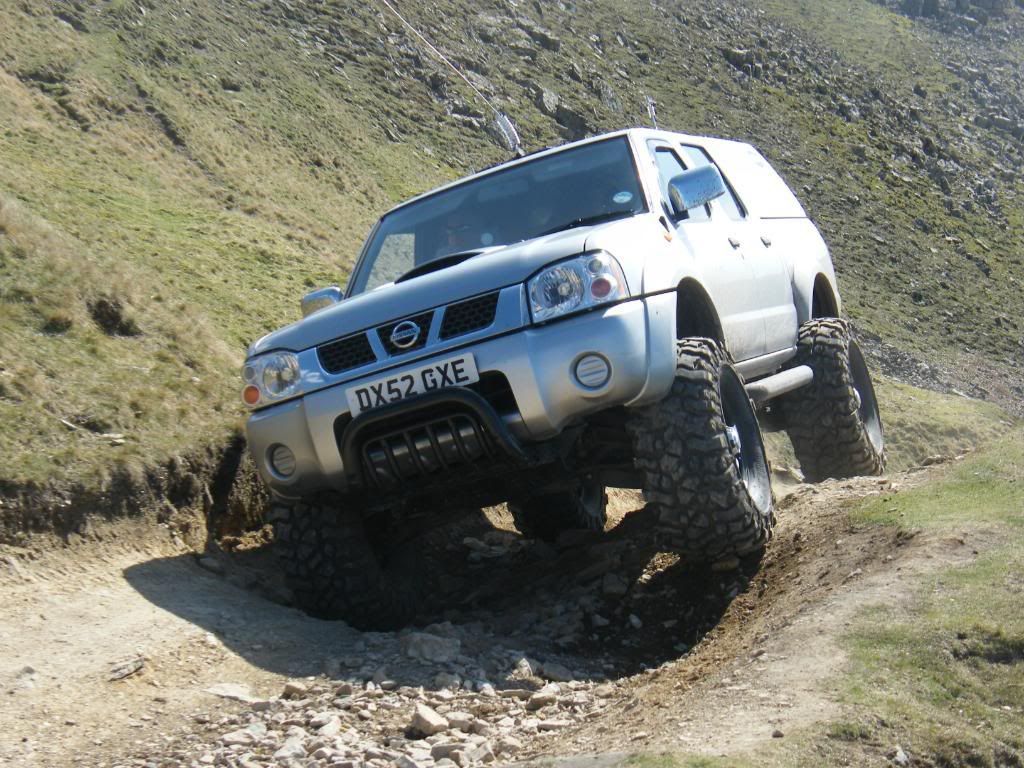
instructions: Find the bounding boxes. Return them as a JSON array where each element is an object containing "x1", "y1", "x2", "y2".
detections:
[{"x1": 123, "y1": 503, "x2": 762, "y2": 684}]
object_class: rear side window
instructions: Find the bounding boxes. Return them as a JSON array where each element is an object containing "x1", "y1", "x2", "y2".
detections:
[
  {"x1": 679, "y1": 145, "x2": 747, "y2": 220},
  {"x1": 651, "y1": 146, "x2": 709, "y2": 222}
]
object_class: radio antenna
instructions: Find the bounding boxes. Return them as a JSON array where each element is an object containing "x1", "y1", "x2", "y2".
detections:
[
  {"x1": 645, "y1": 96, "x2": 659, "y2": 129},
  {"x1": 376, "y1": 0, "x2": 523, "y2": 156}
]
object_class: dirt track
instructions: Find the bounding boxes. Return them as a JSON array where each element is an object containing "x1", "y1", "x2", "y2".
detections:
[{"x1": 0, "y1": 462, "x2": 982, "y2": 767}]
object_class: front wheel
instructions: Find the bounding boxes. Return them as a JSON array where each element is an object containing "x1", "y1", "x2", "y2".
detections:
[
  {"x1": 268, "y1": 494, "x2": 419, "y2": 630},
  {"x1": 627, "y1": 338, "x2": 774, "y2": 562},
  {"x1": 778, "y1": 318, "x2": 885, "y2": 482}
]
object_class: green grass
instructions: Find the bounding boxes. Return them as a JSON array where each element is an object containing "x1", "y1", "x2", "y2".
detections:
[
  {"x1": 0, "y1": 0, "x2": 1021, "y2": 493},
  {"x1": 856, "y1": 428, "x2": 1024, "y2": 528},
  {"x1": 843, "y1": 433, "x2": 1024, "y2": 760},
  {"x1": 875, "y1": 378, "x2": 1015, "y2": 472}
]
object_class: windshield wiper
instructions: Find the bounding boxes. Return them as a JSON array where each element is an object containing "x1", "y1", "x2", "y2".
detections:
[
  {"x1": 394, "y1": 249, "x2": 488, "y2": 285},
  {"x1": 539, "y1": 210, "x2": 636, "y2": 237}
]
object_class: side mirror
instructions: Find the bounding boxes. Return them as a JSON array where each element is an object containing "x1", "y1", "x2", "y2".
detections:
[
  {"x1": 667, "y1": 165, "x2": 727, "y2": 218},
  {"x1": 301, "y1": 285, "x2": 344, "y2": 318}
]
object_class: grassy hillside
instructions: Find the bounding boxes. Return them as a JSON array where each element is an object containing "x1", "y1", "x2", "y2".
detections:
[{"x1": 0, "y1": 0, "x2": 1021, "y2": 490}]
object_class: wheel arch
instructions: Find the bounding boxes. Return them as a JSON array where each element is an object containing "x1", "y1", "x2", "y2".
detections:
[
  {"x1": 811, "y1": 273, "x2": 840, "y2": 318},
  {"x1": 794, "y1": 270, "x2": 842, "y2": 324},
  {"x1": 675, "y1": 278, "x2": 725, "y2": 343}
]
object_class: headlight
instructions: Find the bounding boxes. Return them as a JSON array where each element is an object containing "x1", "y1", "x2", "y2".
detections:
[
  {"x1": 241, "y1": 351, "x2": 301, "y2": 408},
  {"x1": 528, "y1": 251, "x2": 628, "y2": 323}
]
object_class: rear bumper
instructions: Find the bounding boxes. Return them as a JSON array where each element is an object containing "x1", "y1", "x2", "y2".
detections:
[{"x1": 245, "y1": 293, "x2": 675, "y2": 498}]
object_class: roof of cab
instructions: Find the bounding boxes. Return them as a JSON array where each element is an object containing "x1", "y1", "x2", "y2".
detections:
[
  {"x1": 381, "y1": 128, "x2": 804, "y2": 220},
  {"x1": 381, "y1": 128, "x2": 660, "y2": 216}
]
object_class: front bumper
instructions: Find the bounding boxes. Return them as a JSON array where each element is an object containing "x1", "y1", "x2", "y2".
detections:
[{"x1": 245, "y1": 293, "x2": 675, "y2": 498}]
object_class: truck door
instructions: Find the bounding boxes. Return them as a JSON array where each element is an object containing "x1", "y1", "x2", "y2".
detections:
[
  {"x1": 679, "y1": 144, "x2": 796, "y2": 358},
  {"x1": 646, "y1": 141, "x2": 763, "y2": 362}
]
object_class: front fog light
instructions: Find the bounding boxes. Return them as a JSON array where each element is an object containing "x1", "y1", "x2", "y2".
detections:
[
  {"x1": 575, "y1": 354, "x2": 611, "y2": 389},
  {"x1": 269, "y1": 444, "x2": 296, "y2": 477}
]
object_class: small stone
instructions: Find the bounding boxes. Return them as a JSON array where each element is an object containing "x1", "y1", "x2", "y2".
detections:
[
  {"x1": 497, "y1": 688, "x2": 533, "y2": 700},
  {"x1": 527, "y1": 689, "x2": 557, "y2": 711},
  {"x1": 494, "y1": 735, "x2": 523, "y2": 756},
  {"x1": 317, "y1": 717, "x2": 342, "y2": 738},
  {"x1": 628, "y1": 614, "x2": 643, "y2": 629},
  {"x1": 464, "y1": 740, "x2": 495, "y2": 763},
  {"x1": 410, "y1": 703, "x2": 449, "y2": 736},
  {"x1": 273, "y1": 736, "x2": 307, "y2": 759},
  {"x1": 221, "y1": 722, "x2": 266, "y2": 746},
  {"x1": 108, "y1": 655, "x2": 145, "y2": 681},
  {"x1": 540, "y1": 662, "x2": 573, "y2": 682},
  {"x1": 538, "y1": 719, "x2": 571, "y2": 731},
  {"x1": 591, "y1": 614, "x2": 610, "y2": 628},
  {"x1": 434, "y1": 672, "x2": 461, "y2": 689},
  {"x1": 431, "y1": 743, "x2": 462, "y2": 760},
  {"x1": 395, "y1": 756, "x2": 424, "y2": 768},
  {"x1": 282, "y1": 680, "x2": 308, "y2": 699},
  {"x1": 513, "y1": 656, "x2": 535, "y2": 676},
  {"x1": 593, "y1": 684, "x2": 615, "y2": 698},
  {"x1": 772, "y1": 729, "x2": 784, "y2": 738},
  {"x1": 401, "y1": 633, "x2": 461, "y2": 663},
  {"x1": 197, "y1": 556, "x2": 225, "y2": 575},
  {"x1": 471, "y1": 719, "x2": 493, "y2": 737},
  {"x1": 446, "y1": 711, "x2": 474, "y2": 732},
  {"x1": 205, "y1": 683, "x2": 256, "y2": 703},
  {"x1": 602, "y1": 573, "x2": 629, "y2": 596},
  {"x1": 892, "y1": 746, "x2": 910, "y2": 766},
  {"x1": 309, "y1": 712, "x2": 335, "y2": 729}
]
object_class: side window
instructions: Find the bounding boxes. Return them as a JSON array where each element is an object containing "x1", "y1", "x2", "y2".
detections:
[
  {"x1": 679, "y1": 145, "x2": 747, "y2": 220},
  {"x1": 651, "y1": 146, "x2": 710, "y2": 222}
]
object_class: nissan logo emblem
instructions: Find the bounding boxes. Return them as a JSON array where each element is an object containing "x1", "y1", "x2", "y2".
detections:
[{"x1": 389, "y1": 320, "x2": 421, "y2": 349}]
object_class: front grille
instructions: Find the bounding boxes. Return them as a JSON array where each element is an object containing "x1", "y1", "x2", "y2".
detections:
[
  {"x1": 377, "y1": 311, "x2": 433, "y2": 356},
  {"x1": 439, "y1": 292, "x2": 500, "y2": 340},
  {"x1": 361, "y1": 413, "x2": 494, "y2": 488},
  {"x1": 317, "y1": 332, "x2": 376, "y2": 374}
]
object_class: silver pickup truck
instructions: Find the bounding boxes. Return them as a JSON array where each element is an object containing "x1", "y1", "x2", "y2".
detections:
[{"x1": 242, "y1": 128, "x2": 885, "y2": 629}]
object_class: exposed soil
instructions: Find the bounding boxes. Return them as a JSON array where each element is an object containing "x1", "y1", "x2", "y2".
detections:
[{"x1": 0, "y1": 458, "x2": 985, "y2": 767}]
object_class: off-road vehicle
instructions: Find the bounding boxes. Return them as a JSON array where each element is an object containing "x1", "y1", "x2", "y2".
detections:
[{"x1": 242, "y1": 129, "x2": 885, "y2": 629}]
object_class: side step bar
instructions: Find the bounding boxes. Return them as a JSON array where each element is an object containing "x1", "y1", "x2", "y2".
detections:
[{"x1": 745, "y1": 365, "x2": 813, "y2": 405}]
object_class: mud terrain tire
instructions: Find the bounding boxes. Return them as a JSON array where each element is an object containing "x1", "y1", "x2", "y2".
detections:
[
  {"x1": 508, "y1": 483, "x2": 607, "y2": 541},
  {"x1": 269, "y1": 494, "x2": 417, "y2": 630},
  {"x1": 627, "y1": 338, "x2": 774, "y2": 562},
  {"x1": 778, "y1": 318, "x2": 885, "y2": 482}
]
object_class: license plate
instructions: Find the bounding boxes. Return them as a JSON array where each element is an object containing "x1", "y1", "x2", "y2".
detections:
[{"x1": 345, "y1": 354, "x2": 480, "y2": 415}]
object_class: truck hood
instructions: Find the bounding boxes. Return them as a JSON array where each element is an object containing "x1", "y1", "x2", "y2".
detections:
[{"x1": 249, "y1": 224, "x2": 614, "y2": 356}]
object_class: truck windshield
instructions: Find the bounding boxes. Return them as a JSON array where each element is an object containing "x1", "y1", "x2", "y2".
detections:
[{"x1": 349, "y1": 136, "x2": 646, "y2": 294}]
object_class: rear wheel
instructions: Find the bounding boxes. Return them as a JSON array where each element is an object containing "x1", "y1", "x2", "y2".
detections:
[
  {"x1": 508, "y1": 482, "x2": 607, "y2": 541},
  {"x1": 268, "y1": 493, "x2": 419, "y2": 630},
  {"x1": 627, "y1": 338, "x2": 774, "y2": 562},
  {"x1": 778, "y1": 318, "x2": 885, "y2": 482}
]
